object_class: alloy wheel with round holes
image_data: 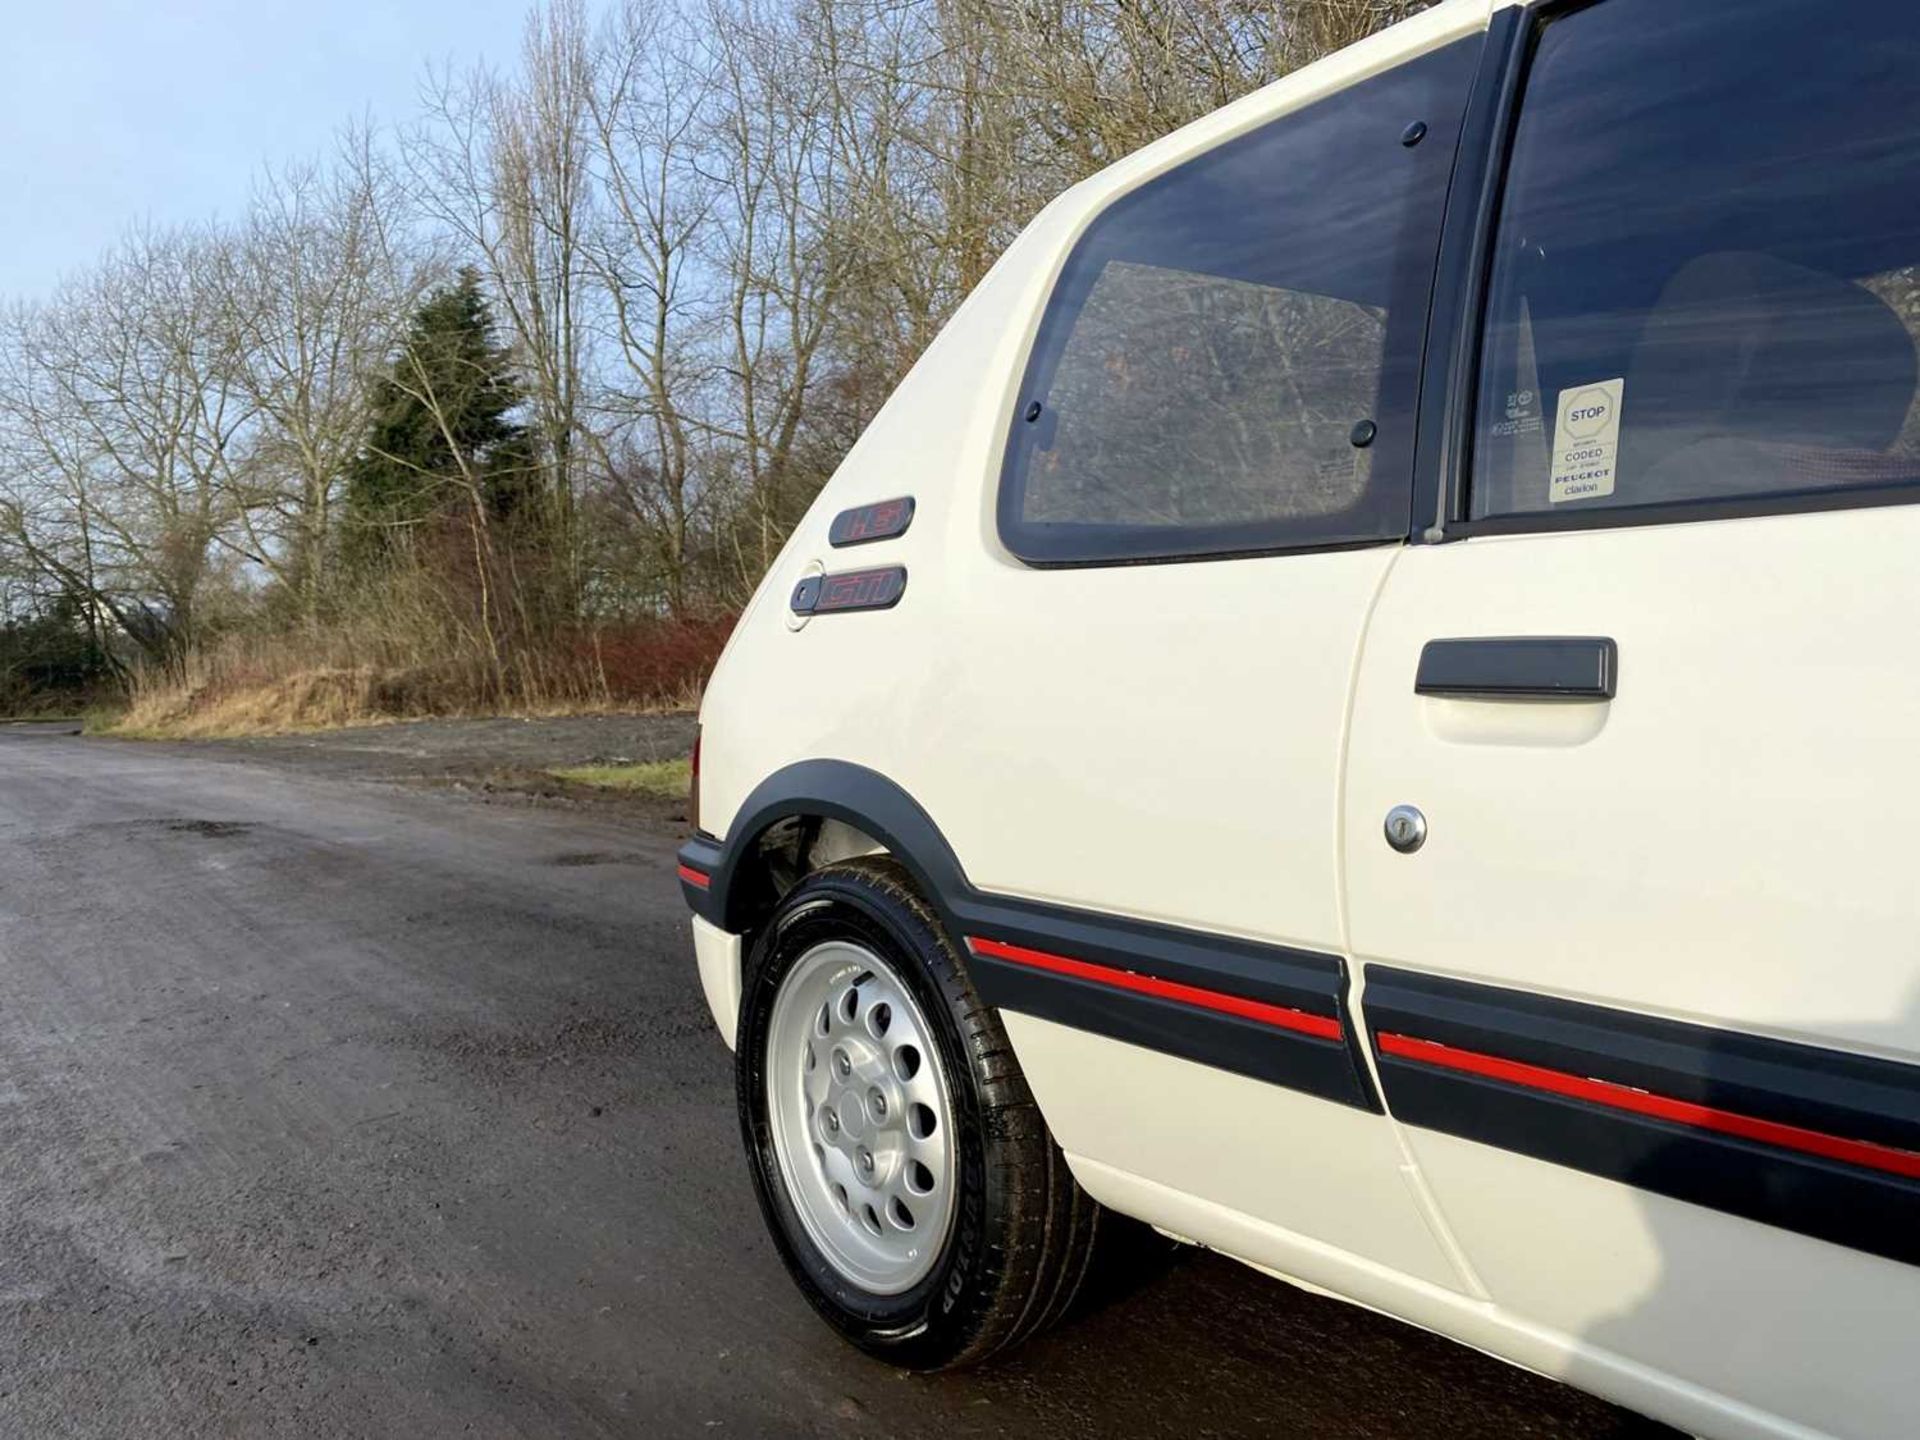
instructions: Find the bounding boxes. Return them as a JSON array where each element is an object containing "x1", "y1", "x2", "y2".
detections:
[
  {"x1": 736, "y1": 857, "x2": 1103, "y2": 1371},
  {"x1": 765, "y1": 938, "x2": 956, "y2": 1295}
]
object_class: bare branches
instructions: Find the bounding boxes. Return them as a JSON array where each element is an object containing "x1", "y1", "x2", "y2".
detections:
[{"x1": 0, "y1": 0, "x2": 1426, "y2": 701}]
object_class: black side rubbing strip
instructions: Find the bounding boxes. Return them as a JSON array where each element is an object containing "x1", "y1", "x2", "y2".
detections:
[
  {"x1": 1415, "y1": 635, "x2": 1616, "y2": 700},
  {"x1": 676, "y1": 760, "x2": 1378, "y2": 1111},
  {"x1": 1365, "y1": 966, "x2": 1920, "y2": 1268},
  {"x1": 829, "y1": 497, "x2": 915, "y2": 547},
  {"x1": 959, "y1": 913, "x2": 1377, "y2": 1112}
]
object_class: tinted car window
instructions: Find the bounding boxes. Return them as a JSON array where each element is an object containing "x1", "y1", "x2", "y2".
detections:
[
  {"x1": 999, "y1": 39, "x2": 1476, "y2": 565},
  {"x1": 1472, "y1": 0, "x2": 1920, "y2": 522}
]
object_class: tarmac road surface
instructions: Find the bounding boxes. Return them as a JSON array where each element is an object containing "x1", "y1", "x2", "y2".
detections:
[{"x1": 0, "y1": 726, "x2": 1676, "y2": 1439}]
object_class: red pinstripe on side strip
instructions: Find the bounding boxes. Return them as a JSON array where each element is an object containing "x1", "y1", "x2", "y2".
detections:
[
  {"x1": 1377, "y1": 1032, "x2": 1920, "y2": 1182},
  {"x1": 676, "y1": 864, "x2": 711, "y2": 890},
  {"x1": 966, "y1": 936, "x2": 1343, "y2": 1041}
]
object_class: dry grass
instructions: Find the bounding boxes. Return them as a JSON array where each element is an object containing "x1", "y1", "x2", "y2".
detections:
[
  {"x1": 548, "y1": 758, "x2": 691, "y2": 797},
  {"x1": 102, "y1": 615, "x2": 731, "y2": 740},
  {"x1": 111, "y1": 667, "x2": 391, "y2": 738}
]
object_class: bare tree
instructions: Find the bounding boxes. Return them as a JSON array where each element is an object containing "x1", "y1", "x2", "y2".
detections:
[
  {"x1": 0, "y1": 228, "x2": 253, "y2": 666},
  {"x1": 410, "y1": 1, "x2": 597, "y2": 610},
  {"x1": 703, "y1": 0, "x2": 850, "y2": 589},
  {"x1": 0, "y1": 0, "x2": 1432, "y2": 713},
  {"x1": 214, "y1": 131, "x2": 432, "y2": 618},
  {"x1": 581, "y1": 0, "x2": 717, "y2": 616}
]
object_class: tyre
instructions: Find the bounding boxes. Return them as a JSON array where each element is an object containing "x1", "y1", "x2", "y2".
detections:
[{"x1": 736, "y1": 857, "x2": 1100, "y2": 1370}]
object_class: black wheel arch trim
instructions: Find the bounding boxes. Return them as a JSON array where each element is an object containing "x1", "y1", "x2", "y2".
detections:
[
  {"x1": 677, "y1": 760, "x2": 1379, "y2": 1111},
  {"x1": 677, "y1": 760, "x2": 968, "y2": 935}
]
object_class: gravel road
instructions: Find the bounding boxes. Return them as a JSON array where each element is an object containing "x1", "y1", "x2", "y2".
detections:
[{"x1": 0, "y1": 722, "x2": 1675, "y2": 1439}]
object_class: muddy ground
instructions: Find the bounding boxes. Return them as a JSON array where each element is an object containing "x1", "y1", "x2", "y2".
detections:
[{"x1": 164, "y1": 713, "x2": 700, "y2": 811}]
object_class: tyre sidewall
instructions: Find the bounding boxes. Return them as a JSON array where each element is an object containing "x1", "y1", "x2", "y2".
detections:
[{"x1": 736, "y1": 866, "x2": 1001, "y2": 1364}]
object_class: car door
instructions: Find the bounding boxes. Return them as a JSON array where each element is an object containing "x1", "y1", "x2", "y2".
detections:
[
  {"x1": 1344, "y1": 2, "x2": 1920, "y2": 1435},
  {"x1": 911, "y1": 18, "x2": 1489, "y2": 1289}
]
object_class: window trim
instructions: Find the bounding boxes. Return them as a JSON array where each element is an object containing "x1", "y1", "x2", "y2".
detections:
[
  {"x1": 993, "y1": 34, "x2": 1490, "y2": 570},
  {"x1": 1453, "y1": 478, "x2": 1920, "y2": 539},
  {"x1": 1409, "y1": 3, "x2": 1530, "y2": 542},
  {"x1": 1441, "y1": 0, "x2": 1920, "y2": 539}
]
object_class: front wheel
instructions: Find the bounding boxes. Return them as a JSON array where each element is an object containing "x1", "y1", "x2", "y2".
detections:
[{"x1": 736, "y1": 858, "x2": 1100, "y2": 1369}]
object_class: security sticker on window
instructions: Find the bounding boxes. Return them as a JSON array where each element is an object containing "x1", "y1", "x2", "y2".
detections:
[{"x1": 1549, "y1": 379, "x2": 1623, "y2": 504}]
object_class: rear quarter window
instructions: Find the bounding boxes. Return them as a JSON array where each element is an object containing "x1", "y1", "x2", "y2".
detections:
[{"x1": 999, "y1": 38, "x2": 1478, "y2": 565}]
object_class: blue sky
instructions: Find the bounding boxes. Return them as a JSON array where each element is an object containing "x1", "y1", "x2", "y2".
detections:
[{"x1": 0, "y1": 0, "x2": 535, "y2": 299}]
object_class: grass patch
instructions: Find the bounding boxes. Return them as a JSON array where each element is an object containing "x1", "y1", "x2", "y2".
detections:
[
  {"x1": 100, "y1": 667, "x2": 696, "y2": 740},
  {"x1": 548, "y1": 758, "x2": 691, "y2": 798},
  {"x1": 97, "y1": 616, "x2": 730, "y2": 740}
]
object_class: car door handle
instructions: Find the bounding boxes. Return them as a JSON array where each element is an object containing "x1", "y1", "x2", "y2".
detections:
[{"x1": 1415, "y1": 636, "x2": 1618, "y2": 701}]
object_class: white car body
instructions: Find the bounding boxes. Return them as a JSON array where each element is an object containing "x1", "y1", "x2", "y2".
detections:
[{"x1": 679, "y1": 1, "x2": 1920, "y2": 1435}]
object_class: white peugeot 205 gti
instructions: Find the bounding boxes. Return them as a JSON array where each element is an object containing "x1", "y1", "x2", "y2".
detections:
[{"x1": 676, "y1": 0, "x2": 1920, "y2": 1435}]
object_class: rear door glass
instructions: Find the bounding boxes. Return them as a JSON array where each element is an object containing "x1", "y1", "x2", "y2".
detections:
[{"x1": 1471, "y1": 0, "x2": 1920, "y2": 522}]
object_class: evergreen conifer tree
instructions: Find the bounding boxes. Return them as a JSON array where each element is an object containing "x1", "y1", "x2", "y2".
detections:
[{"x1": 343, "y1": 269, "x2": 535, "y2": 565}]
